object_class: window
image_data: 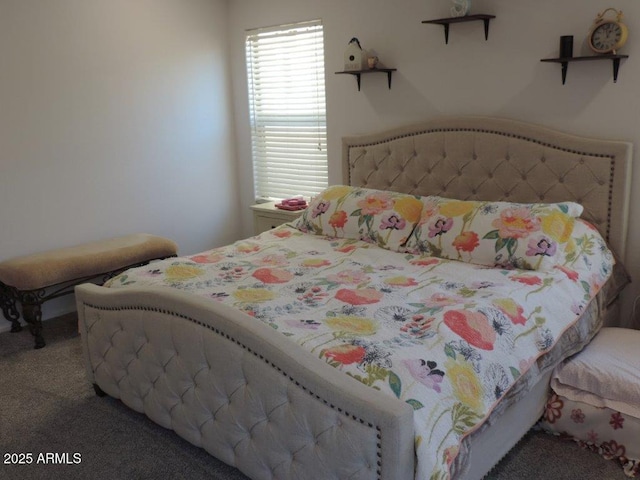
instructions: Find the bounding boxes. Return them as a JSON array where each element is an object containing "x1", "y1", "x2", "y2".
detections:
[{"x1": 245, "y1": 20, "x2": 328, "y2": 201}]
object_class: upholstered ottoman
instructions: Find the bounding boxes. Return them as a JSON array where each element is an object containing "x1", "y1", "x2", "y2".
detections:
[
  {"x1": 0, "y1": 234, "x2": 177, "y2": 348},
  {"x1": 540, "y1": 327, "x2": 640, "y2": 477}
]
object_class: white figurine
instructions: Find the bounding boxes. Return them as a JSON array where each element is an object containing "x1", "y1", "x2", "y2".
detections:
[{"x1": 451, "y1": 0, "x2": 470, "y2": 17}]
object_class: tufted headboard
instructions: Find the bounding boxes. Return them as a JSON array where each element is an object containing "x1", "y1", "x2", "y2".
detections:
[{"x1": 342, "y1": 116, "x2": 632, "y2": 260}]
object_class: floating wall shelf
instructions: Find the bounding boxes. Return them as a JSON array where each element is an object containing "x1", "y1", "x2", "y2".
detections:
[
  {"x1": 335, "y1": 68, "x2": 397, "y2": 91},
  {"x1": 540, "y1": 54, "x2": 629, "y2": 84},
  {"x1": 422, "y1": 14, "x2": 496, "y2": 44}
]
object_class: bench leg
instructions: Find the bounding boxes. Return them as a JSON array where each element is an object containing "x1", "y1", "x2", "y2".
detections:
[
  {"x1": 22, "y1": 302, "x2": 45, "y2": 349},
  {"x1": 0, "y1": 282, "x2": 22, "y2": 333}
]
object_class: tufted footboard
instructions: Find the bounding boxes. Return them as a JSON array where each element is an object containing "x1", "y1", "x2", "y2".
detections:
[{"x1": 75, "y1": 284, "x2": 415, "y2": 480}]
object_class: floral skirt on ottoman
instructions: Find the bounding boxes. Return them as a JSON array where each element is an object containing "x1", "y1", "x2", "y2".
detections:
[
  {"x1": 539, "y1": 327, "x2": 640, "y2": 477},
  {"x1": 540, "y1": 393, "x2": 639, "y2": 477}
]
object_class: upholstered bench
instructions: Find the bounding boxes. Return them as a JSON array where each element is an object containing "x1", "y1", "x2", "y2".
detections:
[{"x1": 0, "y1": 234, "x2": 177, "y2": 349}]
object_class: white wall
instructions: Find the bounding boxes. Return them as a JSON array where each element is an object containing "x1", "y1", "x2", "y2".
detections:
[
  {"x1": 0, "y1": 0, "x2": 238, "y2": 327},
  {"x1": 228, "y1": 0, "x2": 640, "y2": 329}
]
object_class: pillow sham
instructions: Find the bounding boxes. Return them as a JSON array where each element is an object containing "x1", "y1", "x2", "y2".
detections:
[
  {"x1": 405, "y1": 196, "x2": 584, "y2": 271},
  {"x1": 293, "y1": 185, "x2": 424, "y2": 252}
]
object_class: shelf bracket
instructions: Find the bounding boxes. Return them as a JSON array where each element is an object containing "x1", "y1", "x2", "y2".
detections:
[
  {"x1": 483, "y1": 18, "x2": 491, "y2": 40},
  {"x1": 612, "y1": 57, "x2": 621, "y2": 83}
]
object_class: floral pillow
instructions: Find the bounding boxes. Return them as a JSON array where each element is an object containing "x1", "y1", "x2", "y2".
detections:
[
  {"x1": 556, "y1": 218, "x2": 614, "y2": 286},
  {"x1": 404, "y1": 196, "x2": 584, "y2": 271},
  {"x1": 293, "y1": 185, "x2": 424, "y2": 252}
]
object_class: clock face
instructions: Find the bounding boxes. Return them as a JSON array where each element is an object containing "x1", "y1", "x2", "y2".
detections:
[{"x1": 590, "y1": 21, "x2": 624, "y2": 53}]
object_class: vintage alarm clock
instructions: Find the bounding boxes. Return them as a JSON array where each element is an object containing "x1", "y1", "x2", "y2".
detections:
[{"x1": 588, "y1": 8, "x2": 629, "y2": 54}]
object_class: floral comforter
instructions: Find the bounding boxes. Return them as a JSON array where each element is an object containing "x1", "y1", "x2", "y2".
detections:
[{"x1": 106, "y1": 224, "x2": 613, "y2": 479}]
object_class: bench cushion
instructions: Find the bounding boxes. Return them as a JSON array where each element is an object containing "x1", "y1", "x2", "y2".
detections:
[
  {"x1": 541, "y1": 327, "x2": 640, "y2": 476},
  {"x1": 0, "y1": 234, "x2": 177, "y2": 291},
  {"x1": 550, "y1": 327, "x2": 640, "y2": 418}
]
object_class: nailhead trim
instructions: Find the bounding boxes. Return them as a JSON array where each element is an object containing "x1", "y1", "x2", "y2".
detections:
[{"x1": 84, "y1": 302, "x2": 384, "y2": 478}]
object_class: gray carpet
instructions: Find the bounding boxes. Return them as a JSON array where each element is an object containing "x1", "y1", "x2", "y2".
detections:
[{"x1": 0, "y1": 314, "x2": 627, "y2": 480}]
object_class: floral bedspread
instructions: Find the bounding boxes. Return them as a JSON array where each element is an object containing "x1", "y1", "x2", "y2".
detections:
[{"x1": 106, "y1": 224, "x2": 613, "y2": 479}]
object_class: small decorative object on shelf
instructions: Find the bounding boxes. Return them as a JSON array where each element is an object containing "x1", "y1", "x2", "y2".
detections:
[
  {"x1": 450, "y1": 0, "x2": 471, "y2": 17},
  {"x1": 588, "y1": 8, "x2": 628, "y2": 54},
  {"x1": 559, "y1": 35, "x2": 574, "y2": 58},
  {"x1": 367, "y1": 56, "x2": 379, "y2": 69},
  {"x1": 422, "y1": 14, "x2": 495, "y2": 44},
  {"x1": 344, "y1": 37, "x2": 367, "y2": 71}
]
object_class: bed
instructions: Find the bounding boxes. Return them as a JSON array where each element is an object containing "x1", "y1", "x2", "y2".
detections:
[{"x1": 76, "y1": 116, "x2": 632, "y2": 480}]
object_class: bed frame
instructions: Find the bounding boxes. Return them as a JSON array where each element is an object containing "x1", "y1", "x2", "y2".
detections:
[{"x1": 76, "y1": 116, "x2": 632, "y2": 480}]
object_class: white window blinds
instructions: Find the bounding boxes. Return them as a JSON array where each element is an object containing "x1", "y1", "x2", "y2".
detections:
[{"x1": 246, "y1": 20, "x2": 328, "y2": 201}]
